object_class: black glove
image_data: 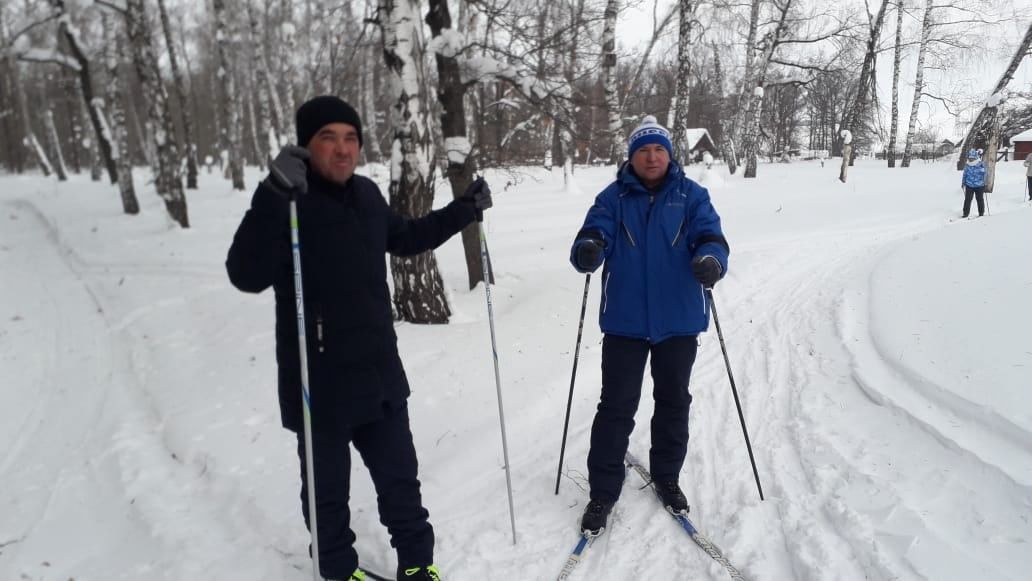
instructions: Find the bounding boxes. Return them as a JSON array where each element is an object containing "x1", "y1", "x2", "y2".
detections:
[
  {"x1": 266, "y1": 145, "x2": 311, "y2": 196},
  {"x1": 461, "y1": 176, "x2": 493, "y2": 221},
  {"x1": 691, "y1": 255, "x2": 723, "y2": 287},
  {"x1": 575, "y1": 238, "x2": 605, "y2": 272}
]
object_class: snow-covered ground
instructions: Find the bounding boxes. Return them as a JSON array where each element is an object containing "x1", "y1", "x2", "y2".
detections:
[{"x1": 1, "y1": 158, "x2": 1029, "y2": 581}]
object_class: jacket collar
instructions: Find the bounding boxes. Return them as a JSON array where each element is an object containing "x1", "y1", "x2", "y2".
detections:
[{"x1": 307, "y1": 169, "x2": 354, "y2": 198}]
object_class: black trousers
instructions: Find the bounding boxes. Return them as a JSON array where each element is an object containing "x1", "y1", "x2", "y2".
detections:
[
  {"x1": 587, "y1": 334, "x2": 698, "y2": 503},
  {"x1": 297, "y1": 402, "x2": 433, "y2": 579},
  {"x1": 963, "y1": 186, "x2": 985, "y2": 216},
  {"x1": 1026, "y1": 176, "x2": 1031, "y2": 200}
]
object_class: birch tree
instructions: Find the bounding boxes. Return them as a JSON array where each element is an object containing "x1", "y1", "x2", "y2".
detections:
[
  {"x1": 213, "y1": 0, "x2": 245, "y2": 190},
  {"x1": 427, "y1": 0, "x2": 492, "y2": 290},
  {"x1": 102, "y1": 12, "x2": 139, "y2": 214},
  {"x1": 900, "y1": 0, "x2": 933, "y2": 168},
  {"x1": 671, "y1": 0, "x2": 698, "y2": 162},
  {"x1": 601, "y1": 0, "x2": 621, "y2": 164},
  {"x1": 43, "y1": 109, "x2": 68, "y2": 180},
  {"x1": 119, "y1": 0, "x2": 189, "y2": 227},
  {"x1": 156, "y1": 0, "x2": 199, "y2": 189},
  {"x1": 379, "y1": 0, "x2": 451, "y2": 324},
  {"x1": 886, "y1": 0, "x2": 905, "y2": 167}
]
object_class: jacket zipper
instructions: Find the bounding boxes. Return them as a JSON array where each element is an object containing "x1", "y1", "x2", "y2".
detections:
[
  {"x1": 671, "y1": 218, "x2": 685, "y2": 247},
  {"x1": 622, "y1": 223, "x2": 637, "y2": 247},
  {"x1": 602, "y1": 271, "x2": 612, "y2": 313}
]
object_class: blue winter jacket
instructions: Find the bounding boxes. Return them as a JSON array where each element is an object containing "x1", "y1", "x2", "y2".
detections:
[
  {"x1": 570, "y1": 161, "x2": 729, "y2": 343},
  {"x1": 962, "y1": 161, "x2": 987, "y2": 188}
]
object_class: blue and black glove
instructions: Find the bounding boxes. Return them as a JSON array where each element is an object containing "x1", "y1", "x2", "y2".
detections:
[
  {"x1": 574, "y1": 238, "x2": 606, "y2": 272},
  {"x1": 691, "y1": 255, "x2": 723, "y2": 288}
]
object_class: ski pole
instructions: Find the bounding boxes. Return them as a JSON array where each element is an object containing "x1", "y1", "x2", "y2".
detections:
[
  {"x1": 270, "y1": 164, "x2": 321, "y2": 581},
  {"x1": 706, "y1": 289, "x2": 764, "y2": 501},
  {"x1": 475, "y1": 192, "x2": 517, "y2": 545},
  {"x1": 273, "y1": 162, "x2": 322, "y2": 581},
  {"x1": 555, "y1": 273, "x2": 591, "y2": 495}
]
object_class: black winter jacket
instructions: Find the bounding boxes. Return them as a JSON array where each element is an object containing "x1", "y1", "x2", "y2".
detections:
[{"x1": 226, "y1": 171, "x2": 476, "y2": 431}]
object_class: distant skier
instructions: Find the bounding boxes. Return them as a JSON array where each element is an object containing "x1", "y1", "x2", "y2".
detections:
[
  {"x1": 1024, "y1": 152, "x2": 1032, "y2": 201},
  {"x1": 568, "y1": 115, "x2": 730, "y2": 535},
  {"x1": 226, "y1": 96, "x2": 491, "y2": 581},
  {"x1": 961, "y1": 148, "x2": 987, "y2": 218}
]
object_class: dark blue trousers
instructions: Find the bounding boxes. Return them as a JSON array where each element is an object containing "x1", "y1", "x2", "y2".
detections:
[
  {"x1": 588, "y1": 335, "x2": 697, "y2": 503},
  {"x1": 297, "y1": 402, "x2": 433, "y2": 579}
]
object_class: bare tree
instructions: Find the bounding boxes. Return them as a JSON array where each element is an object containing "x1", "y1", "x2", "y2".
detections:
[
  {"x1": 426, "y1": 0, "x2": 493, "y2": 290},
  {"x1": 116, "y1": 0, "x2": 190, "y2": 226},
  {"x1": 956, "y1": 22, "x2": 1032, "y2": 169},
  {"x1": 886, "y1": 0, "x2": 905, "y2": 167},
  {"x1": 213, "y1": 0, "x2": 245, "y2": 190},
  {"x1": 671, "y1": 0, "x2": 698, "y2": 162},
  {"x1": 900, "y1": 0, "x2": 933, "y2": 168},
  {"x1": 601, "y1": 0, "x2": 621, "y2": 164},
  {"x1": 379, "y1": 0, "x2": 451, "y2": 324},
  {"x1": 102, "y1": 12, "x2": 139, "y2": 214},
  {"x1": 43, "y1": 109, "x2": 68, "y2": 180},
  {"x1": 156, "y1": 0, "x2": 199, "y2": 189},
  {"x1": 839, "y1": 0, "x2": 890, "y2": 173}
]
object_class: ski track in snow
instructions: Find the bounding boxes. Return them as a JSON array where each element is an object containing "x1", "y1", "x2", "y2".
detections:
[{"x1": 1, "y1": 162, "x2": 1030, "y2": 580}]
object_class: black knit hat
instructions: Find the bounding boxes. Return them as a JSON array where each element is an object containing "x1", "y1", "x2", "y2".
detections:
[{"x1": 296, "y1": 96, "x2": 363, "y2": 147}]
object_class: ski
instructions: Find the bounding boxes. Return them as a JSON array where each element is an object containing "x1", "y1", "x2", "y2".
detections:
[
  {"x1": 556, "y1": 531, "x2": 597, "y2": 581},
  {"x1": 625, "y1": 452, "x2": 746, "y2": 581}
]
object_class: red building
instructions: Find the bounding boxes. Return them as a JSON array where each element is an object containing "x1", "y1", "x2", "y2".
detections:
[{"x1": 1011, "y1": 128, "x2": 1032, "y2": 160}]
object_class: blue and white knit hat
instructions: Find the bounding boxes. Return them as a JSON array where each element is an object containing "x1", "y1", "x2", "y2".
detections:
[
  {"x1": 967, "y1": 148, "x2": 979, "y2": 159},
  {"x1": 628, "y1": 115, "x2": 673, "y2": 158}
]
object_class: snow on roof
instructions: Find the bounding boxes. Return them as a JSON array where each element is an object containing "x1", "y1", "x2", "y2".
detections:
[
  {"x1": 1009, "y1": 128, "x2": 1032, "y2": 143},
  {"x1": 683, "y1": 129, "x2": 713, "y2": 149}
]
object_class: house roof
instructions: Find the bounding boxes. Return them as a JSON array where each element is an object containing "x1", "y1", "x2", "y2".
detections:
[
  {"x1": 1011, "y1": 128, "x2": 1032, "y2": 143},
  {"x1": 683, "y1": 129, "x2": 714, "y2": 150}
]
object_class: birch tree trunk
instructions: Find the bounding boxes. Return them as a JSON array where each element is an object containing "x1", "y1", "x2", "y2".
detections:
[
  {"x1": 52, "y1": 0, "x2": 119, "y2": 183},
  {"x1": 887, "y1": 0, "x2": 904, "y2": 168},
  {"x1": 360, "y1": 42, "x2": 382, "y2": 162},
  {"x1": 44, "y1": 109, "x2": 69, "y2": 180},
  {"x1": 380, "y1": 0, "x2": 451, "y2": 324},
  {"x1": 84, "y1": 100, "x2": 102, "y2": 181},
  {"x1": 124, "y1": 0, "x2": 189, "y2": 227},
  {"x1": 671, "y1": 0, "x2": 696, "y2": 162},
  {"x1": 901, "y1": 0, "x2": 932, "y2": 168},
  {"x1": 102, "y1": 15, "x2": 139, "y2": 214},
  {"x1": 840, "y1": 0, "x2": 889, "y2": 168},
  {"x1": 602, "y1": 0, "x2": 621, "y2": 165},
  {"x1": 984, "y1": 106, "x2": 1001, "y2": 193},
  {"x1": 956, "y1": 22, "x2": 1032, "y2": 170},
  {"x1": 156, "y1": 0, "x2": 199, "y2": 189},
  {"x1": 247, "y1": 0, "x2": 284, "y2": 153},
  {"x1": 742, "y1": 85, "x2": 763, "y2": 178},
  {"x1": 213, "y1": 0, "x2": 245, "y2": 190},
  {"x1": 712, "y1": 45, "x2": 737, "y2": 173},
  {"x1": 427, "y1": 0, "x2": 492, "y2": 290}
]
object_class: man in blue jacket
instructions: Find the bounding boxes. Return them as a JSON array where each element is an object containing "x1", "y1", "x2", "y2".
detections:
[
  {"x1": 961, "y1": 148, "x2": 987, "y2": 217},
  {"x1": 569, "y1": 115, "x2": 730, "y2": 535}
]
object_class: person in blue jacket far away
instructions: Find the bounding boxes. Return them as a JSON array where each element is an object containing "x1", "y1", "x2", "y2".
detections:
[
  {"x1": 569, "y1": 115, "x2": 730, "y2": 535},
  {"x1": 961, "y1": 148, "x2": 987, "y2": 218}
]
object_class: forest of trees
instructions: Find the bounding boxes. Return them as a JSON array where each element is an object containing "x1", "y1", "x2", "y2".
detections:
[{"x1": 1, "y1": 0, "x2": 1029, "y2": 319}]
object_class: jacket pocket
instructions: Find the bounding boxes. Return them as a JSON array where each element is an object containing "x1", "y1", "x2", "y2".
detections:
[{"x1": 602, "y1": 271, "x2": 612, "y2": 313}]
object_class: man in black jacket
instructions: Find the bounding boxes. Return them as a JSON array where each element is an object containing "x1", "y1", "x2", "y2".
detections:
[{"x1": 226, "y1": 96, "x2": 490, "y2": 581}]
